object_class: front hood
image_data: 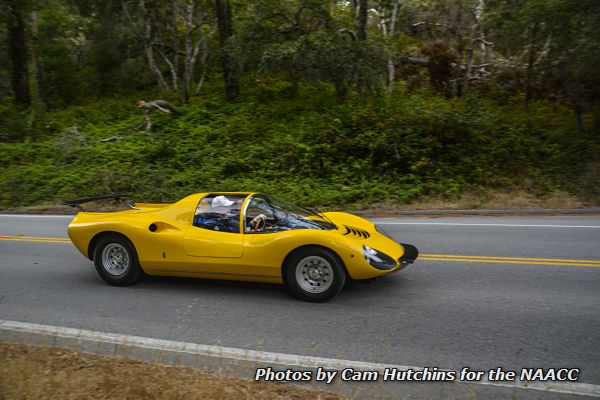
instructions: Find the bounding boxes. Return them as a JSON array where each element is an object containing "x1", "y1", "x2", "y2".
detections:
[
  {"x1": 323, "y1": 211, "x2": 406, "y2": 260},
  {"x1": 323, "y1": 211, "x2": 373, "y2": 230},
  {"x1": 322, "y1": 211, "x2": 375, "y2": 238}
]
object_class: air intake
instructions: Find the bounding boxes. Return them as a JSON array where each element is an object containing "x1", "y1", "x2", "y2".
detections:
[{"x1": 343, "y1": 225, "x2": 371, "y2": 239}]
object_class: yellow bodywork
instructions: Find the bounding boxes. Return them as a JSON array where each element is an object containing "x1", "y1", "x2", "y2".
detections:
[{"x1": 67, "y1": 192, "x2": 411, "y2": 284}]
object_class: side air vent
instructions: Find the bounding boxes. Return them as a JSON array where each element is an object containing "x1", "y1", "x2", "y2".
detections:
[{"x1": 343, "y1": 225, "x2": 371, "y2": 239}]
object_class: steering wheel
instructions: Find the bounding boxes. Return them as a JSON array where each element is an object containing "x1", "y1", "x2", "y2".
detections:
[{"x1": 250, "y1": 214, "x2": 267, "y2": 232}]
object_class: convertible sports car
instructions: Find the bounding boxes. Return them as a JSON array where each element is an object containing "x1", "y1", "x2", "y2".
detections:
[{"x1": 65, "y1": 192, "x2": 418, "y2": 302}]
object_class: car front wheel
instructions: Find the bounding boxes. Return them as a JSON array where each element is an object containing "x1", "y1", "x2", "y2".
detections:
[
  {"x1": 284, "y1": 247, "x2": 346, "y2": 302},
  {"x1": 93, "y1": 234, "x2": 142, "y2": 286}
]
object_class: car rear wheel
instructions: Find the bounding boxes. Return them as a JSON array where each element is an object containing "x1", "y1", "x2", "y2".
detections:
[
  {"x1": 284, "y1": 247, "x2": 346, "y2": 302},
  {"x1": 93, "y1": 234, "x2": 142, "y2": 286}
]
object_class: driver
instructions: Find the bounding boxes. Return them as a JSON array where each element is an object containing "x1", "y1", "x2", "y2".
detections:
[
  {"x1": 194, "y1": 195, "x2": 242, "y2": 233},
  {"x1": 210, "y1": 195, "x2": 242, "y2": 232}
]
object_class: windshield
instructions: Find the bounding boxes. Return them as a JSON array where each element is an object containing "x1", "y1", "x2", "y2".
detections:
[{"x1": 244, "y1": 195, "x2": 336, "y2": 233}]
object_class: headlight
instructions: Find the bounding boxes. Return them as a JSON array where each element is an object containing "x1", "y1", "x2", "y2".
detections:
[
  {"x1": 375, "y1": 225, "x2": 394, "y2": 240},
  {"x1": 362, "y1": 245, "x2": 397, "y2": 270}
]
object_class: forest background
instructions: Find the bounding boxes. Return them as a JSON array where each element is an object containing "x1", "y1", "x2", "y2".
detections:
[{"x1": 1, "y1": 0, "x2": 599, "y2": 209}]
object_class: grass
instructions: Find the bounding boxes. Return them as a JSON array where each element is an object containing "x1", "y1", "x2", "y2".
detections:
[
  {"x1": 0, "y1": 341, "x2": 345, "y2": 400},
  {"x1": 366, "y1": 189, "x2": 589, "y2": 212}
]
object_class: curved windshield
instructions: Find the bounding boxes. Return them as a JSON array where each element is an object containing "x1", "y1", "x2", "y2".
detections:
[{"x1": 244, "y1": 195, "x2": 336, "y2": 233}]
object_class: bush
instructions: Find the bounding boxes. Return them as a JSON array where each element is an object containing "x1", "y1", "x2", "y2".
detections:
[{"x1": 1, "y1": 83, "x2": 597, "y2": 208}]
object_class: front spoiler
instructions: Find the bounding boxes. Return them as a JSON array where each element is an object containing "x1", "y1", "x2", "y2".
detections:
[
  {"x1": 394, "y1": 243, "x2": 419, "y2": 272},
  {"x1": 400, "y1": 243, "x2": 419, "y2": 263}
]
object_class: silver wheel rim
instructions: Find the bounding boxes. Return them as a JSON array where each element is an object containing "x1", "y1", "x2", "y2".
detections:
[
  {"x1": 101, "y1": 243, "x2": 130, "y2": 277},
  {"x1": 295, "y1": 256, "x2": 333, "y2": 294}
]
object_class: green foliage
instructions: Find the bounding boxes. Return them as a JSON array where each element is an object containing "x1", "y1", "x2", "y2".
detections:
[
  {"x1": 1, "y1": 0, "x2": 599, "y2": 208},
  {"x1": 260, "y1": 32, "x2": 387, "y2": 101},
  {"x1": 36, "y1": 1, "x2": 99, "y2": 107},
  {"x1": 1, "y1": 84, "x2": 597, "y2": 209},
  {"x1": 0, "y1": 102, "x2": 37, "y2": 141}
]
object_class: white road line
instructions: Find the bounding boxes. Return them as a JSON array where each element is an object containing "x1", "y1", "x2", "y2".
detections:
[
  {"x1": 375, "y1": 222, "x2": 600, "y2": 228},
  {"x1": 1, "y1": 319, "x2": 599, "y2": 398}
]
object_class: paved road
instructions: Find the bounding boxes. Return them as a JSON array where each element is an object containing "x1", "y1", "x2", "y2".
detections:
[{"x1": 1, "y1": 214, "x2": 599, "y2": 399}]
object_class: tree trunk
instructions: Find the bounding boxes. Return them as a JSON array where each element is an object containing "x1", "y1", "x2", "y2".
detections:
[
  {"x1": 356, "y1": 0, "x2": 368, "y2": 97},
  {"x1": 195, "y1": 27, "x2": 215, "y2": 94},
  {"x1": 574, "y1": 92, "x2": 584, "y2": 134},
  {"x1": 476, "y1": 0, "x2": 486, "y2": 64},
  {"x1": 182, "y1": 1, "x2": 195, "y2": 104},
  {"x1": 350, "y1": 0, "x2": 358, "y2": 18},
  {"x1": 524, "y1": 22, "x2": 538, "y2": 107},
  {"x1": 358, "y1": 0, "x2": 368, "y2": 41},
  {"x1": 31, "y1": 10, "x2": 45, "y2": 108},
  {"x1": 7, "y1": 0, "x2": 31, "y2": 107},
  {"x1": 215, "y1": 0, "x2": 238, "y2": 101},
  {"x1": 142, "y1": 11, "x2": 169, "y2": 93},
  {"x1": 157, "y1": 48, "x2": 178, "y2": 92},
  {"x1": 170, "y1": 0, "x2": 180, "y2": 91},
  {"x1": 194, "y1": 50, "x2": 209, "y2": 95},
  {"x1": 145, "y1": 43, "x2": 169, "y2": 92},
  {"x1": 386, "y1": 0, "x2": 399, "y2": 94},
  {"x1": 462, "y1": 47, "x2": 473, "y2": 95}
]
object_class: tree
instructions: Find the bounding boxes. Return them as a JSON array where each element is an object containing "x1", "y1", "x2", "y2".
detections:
[
  {"x1": 355, "y1": 0, "x2": 368, "y2": 95},
  {"x1": 121, "y1": 0, "x2": 216, "y2": 104},
  {"x1": 215, "y1": 0, "x2": 239, "y2": 101},
  {"x1": 182, "y1": 1, "x2": 217, "y2": 103},
  {"x1": 486, "y1": 0, "x2": 600, "y2": 130},
  {"x1": 7, "y1": 0, "x2": 31, "y2": 106},
  {"x1": 541, "y1": 0, "x2": 600, "y2": 134},
  {"x1": 370, "y1": 0, "x2": 400, "y2": 93},
  {"x1": 260, "y1": 29, "x2": 385, "y2": 101}
]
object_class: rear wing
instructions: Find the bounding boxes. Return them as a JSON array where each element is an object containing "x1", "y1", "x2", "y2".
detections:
[{"x1": 61, "y1": 194, "x2": 135, "y2": 211}]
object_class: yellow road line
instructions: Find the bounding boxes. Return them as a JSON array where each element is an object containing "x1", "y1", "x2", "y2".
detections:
[
  {"x1": 422, "y1": 253, "x2": 600, "y2": 265},
  {"x1": 420, "y1": 257, "x2": 600, "y2": 268},
  {"x1": 2, "y1": 235, "x2": 599, "y2": 268},
  {"x1": 0, "y1": 236, "x2": 70, "y2": 243}
]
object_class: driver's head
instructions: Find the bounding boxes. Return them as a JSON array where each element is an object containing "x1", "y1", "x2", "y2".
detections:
[{"x1": 212, "y1": 195, "x2": 235, "y2": 208}]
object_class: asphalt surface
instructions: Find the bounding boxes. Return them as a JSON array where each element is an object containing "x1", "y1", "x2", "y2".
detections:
[{"x1": 1, "y1": 214, "x2": 599, "y2": 399}]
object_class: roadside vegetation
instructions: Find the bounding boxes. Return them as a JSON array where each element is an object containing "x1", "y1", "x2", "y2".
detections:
[
  {"x1": 0, "y1": 341, "x2": 345, "y2": 400},
  {"x1": 1, "y1": 1, "x2": 599, "y2": 210},
  {"x1": 1, "y1": 83, "x2": 598, "y2": 210}
]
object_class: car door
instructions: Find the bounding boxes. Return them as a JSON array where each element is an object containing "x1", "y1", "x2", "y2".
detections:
[
  {"x1": 240, "y1": 194, "x2": 287, "y2": 272},
  {"x1": 183, "y1": 194, "x2": 246, "y2": 258}
]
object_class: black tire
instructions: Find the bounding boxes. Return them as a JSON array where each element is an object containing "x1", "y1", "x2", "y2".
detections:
[
  {"x1": 93, "y1": 234, "x2": 142, "y2": 286},
  {"x1": 283, "y1": 247, "x2": 346, "y2": 302}
]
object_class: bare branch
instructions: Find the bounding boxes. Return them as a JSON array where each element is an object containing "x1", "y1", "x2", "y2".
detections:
[
  {"x1": 411, "y1": 21, "x2": 444, "y2": 27},
  {"x1": 337, "y1": 28, "x2": 357, "y2": 41},
  {"x1": 155, "y1": 46, "x2": 178, "y2": 90},
  {"x1": 98, "y1": 136, "x2": 124, "y2": 143},
  {"x1": 472, "y1": 37, "x2": 493, "y2": 46},
  {"x1": 145, "y1": 43, "x2": 168, "y2": 92},
  {"x1": 261, "y1": 12, "x2": 293, "y2": 25},
  {"x1": 396, "y1": 56, "x2": 430, "y2": 67},
  {"x1": 194, "y1": 58, "x2": 209, "y2": 94}
]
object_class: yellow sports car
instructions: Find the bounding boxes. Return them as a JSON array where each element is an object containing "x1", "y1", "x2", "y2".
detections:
[{"x1": 65, "y1": 192, "x2": 418, "y2": 302}]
